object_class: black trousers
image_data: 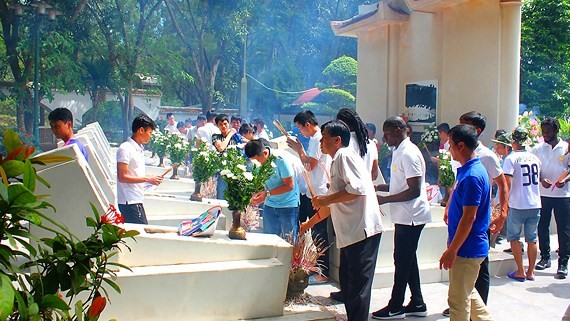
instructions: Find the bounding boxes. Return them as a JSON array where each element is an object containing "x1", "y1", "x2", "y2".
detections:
[
  {"x1": 299, "y1": 194, "x2": 330, "y2": 276},
  {"x1": 119, "y1": 203, "x2": 148, "y2": 224},
  {"x1": 538, "y1": 196, "x2": 570, "y2": 263},
  {"x1": 388, "y1": 224, "x2": 425, "y2": 310},
  {"x1": 473, "y1": 229, "x2": 491, "y2": 304},
  {"x1": 340, "y1": 233, "x2": 382, "y2": 321}
]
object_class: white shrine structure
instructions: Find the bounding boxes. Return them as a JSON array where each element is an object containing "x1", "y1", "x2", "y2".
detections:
[{"x1": 332, "y1": 0, "x2": 522, "y2": 143}]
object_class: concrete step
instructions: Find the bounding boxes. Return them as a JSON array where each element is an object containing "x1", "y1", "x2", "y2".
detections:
[
  {"x1": 242, "y1": 309, "x2": 335, "y2": 321},
  {"x1": 117, "y1": 226, "x2": 292, "y2": 268},
  {"x1": 103, "y1": 258, "x2": 290, "y2": 321},
  {"x1": 328, "y1": 247, "x2": 516, "y2": 289}
]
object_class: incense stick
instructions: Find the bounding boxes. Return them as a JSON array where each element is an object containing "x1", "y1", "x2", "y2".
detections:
[{"x1": 273, "y1": 119, "x2": 289, "y2": 137}]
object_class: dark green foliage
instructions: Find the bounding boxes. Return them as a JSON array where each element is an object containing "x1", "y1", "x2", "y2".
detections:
[
  {"x1": 313, "y1": 88, "x2": 355, "y2": 112},
  {"x1": 521, "y1": 0, "x2": 570, "y2": 116}
]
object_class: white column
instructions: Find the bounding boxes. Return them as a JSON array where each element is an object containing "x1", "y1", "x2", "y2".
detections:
[
  {"x1": 387, "y1": 23, "x2": 401, "y2": 119},
  {"x1": 499, "y1": 0, "x2": 522, "y2": 131}
]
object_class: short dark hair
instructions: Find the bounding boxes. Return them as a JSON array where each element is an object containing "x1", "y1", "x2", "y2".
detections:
[
  {"x1": 177, "y1": 121, "x2": 185, "y2": 129},
  {"x1": 132, "y1": 113, "x2": 157, "y2": 133},
  {"x1": 253, "y1": 118, "x2": 265, "y2": 128},
  {"x1": 365, "y1": 123, "x2": 377, "y2": 136},
  {"x1": 166, "y1": 112, "x2": 174, "y2": 119},
  {"x1": 231, "y1": 115, "x2": 242, "y2": 123},
  {"x1": 197, "y1": 115, "x2": 206, "y2": 122},
  {"x1": 48, "y1": 107, "x2": 73, "y2": 124},
  {"x1": 437, "y1": 123, "x2": 450, "y2": 134},
  {"x1": 322, "y1": 120, "x2": 350, "y2": 147},
  {"x1": 383, "y1": 116, "x2": 407, "y2": 131},
  {"x1": 494, "y1": 129, "x2": 507, "y2": 139},
  {"x1": 244, "y1": 139, "x2": 266, "y2": 158},
  {"x1": 460, "y1": 111, "x2": 487, "y2": 133},
  {"x1": 541, "y1": 116, "x2": 560, "y2": 133},
  {"x1": 239, "y1": 123, "x2": 254, "y2": 135},
  {"x1": 215, "y1": 114, "x2": 229, "y2": 125},
  {"x1": 293, "y1": 110, "x2": 318, "y2": 126},
  {"x1": 448, "y1": 124, "x2": 479, "y2": 151},
  {"x1": 206, "y1": 111, "x2": 217, "y2": 121}
]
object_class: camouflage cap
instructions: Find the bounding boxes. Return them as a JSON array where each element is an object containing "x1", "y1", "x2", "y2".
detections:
[
  {"x1": 491, "y1": 132, "x2": 512, "y2": 147},
  {"x1": 511, "y1": 127, "x2": 530, "y2": 145}
]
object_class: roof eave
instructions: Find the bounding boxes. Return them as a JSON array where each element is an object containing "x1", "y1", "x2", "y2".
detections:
[{"x1": 331, "y1": 3, "x2": 410, "y2": 38}]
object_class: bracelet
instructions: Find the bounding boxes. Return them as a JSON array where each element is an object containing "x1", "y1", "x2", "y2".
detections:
[{"x1": 266, "y1": 190, "x2": 271, "y2": 197}]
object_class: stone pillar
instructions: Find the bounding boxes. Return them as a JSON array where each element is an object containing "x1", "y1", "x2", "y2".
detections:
[
  {"x1": 498, "y1": 0, "x2": 522, "y2": 132},
  {"x1": 387, "y1": 23, "x2": 401, "y2": 119}
]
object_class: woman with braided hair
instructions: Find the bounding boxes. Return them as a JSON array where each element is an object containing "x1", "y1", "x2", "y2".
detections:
[{"x1": 336, "y1": 108, "x2": 380, "y2": 181}]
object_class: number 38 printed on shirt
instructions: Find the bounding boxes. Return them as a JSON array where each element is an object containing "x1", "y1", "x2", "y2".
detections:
[{"x1": 521, "y1": 163, "x2": 539, "y2": 186}]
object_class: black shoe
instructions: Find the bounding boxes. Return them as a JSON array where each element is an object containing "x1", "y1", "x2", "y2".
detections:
[
  {"x1": 330, "y1": 291, "x2": 343, "y2": 302},
  {"x1": 555, "y1": 263, "x2": 568, "y2": 279},
  {"x1": 442, "y1": 308, "x2": 450, "y2": 317},
  {"x1": 372, "y1": 306, "x2": 405, "y2": 320},
  {"x1": 404, "y1": 303, "x2": 427, "y2": 317},
  {"x1": 535, "y1": 257, "x2": 551, "y2": 270}
]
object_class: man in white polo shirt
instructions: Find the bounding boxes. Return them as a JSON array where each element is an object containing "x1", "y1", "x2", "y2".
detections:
[
  {"x1": 288, "y1": 110, "x2": 332, "y2": 283},
  {"x1": 195, "y1": 111, "x2": 221, "y2": 150},
  {"x1": 372, "y1": 116, "x2": 431, "y2": 320},
  {"x1": 117, "y1": 114, "x2": 164, "y2": 224},
  {"x1": 301, "y1": 120, "x2": 383, "y2": 321},
  {"x1": 532, "y1": 116, "x2": 569, "y2": 279}
]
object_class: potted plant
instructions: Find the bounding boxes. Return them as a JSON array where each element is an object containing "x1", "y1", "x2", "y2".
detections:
[
  {"x1": 166, "y1": 134, "x2": 192, "y2": 179},
  {"x1": 437, "y1": 149, "x2": 455, "y2": 206},
  {"x1": 190, "y1": 141, "x2": 221, "y2": 201},
  {"x1": 219, "y1": 147, "x2": 275, "y2": 240},
  {"x1": 420, "y1": 124, "x2": 440, "y2": 153},
  {"x1": 147, "y1": 130, "x2": 170, "y2": 167}
]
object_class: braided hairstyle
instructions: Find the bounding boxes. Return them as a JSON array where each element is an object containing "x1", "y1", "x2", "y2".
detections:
[{"x1": 336, "y1": 108, "x2": 369, "y2": 157}]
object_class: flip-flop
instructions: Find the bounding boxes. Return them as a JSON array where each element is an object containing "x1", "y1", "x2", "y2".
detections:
[
  {"x1": 309, "y1": 274, "x2": 328, "y2": 285},
  {"x1": 507, "y1": 271, "x2": 526, "y2": 282},
  {"x1": 526, "y1": 276, "x2": 535, "y2": 281}
]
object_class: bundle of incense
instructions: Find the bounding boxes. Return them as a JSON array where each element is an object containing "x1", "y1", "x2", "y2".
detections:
[
  {"x1": 552, "y1": 170, "x2": 569, "y2": 191},
  {"x1": 273, "y1": 119, "x2": 289, "y2": 137}
]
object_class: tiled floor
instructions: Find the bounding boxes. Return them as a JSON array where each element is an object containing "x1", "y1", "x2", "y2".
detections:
[{"x1": 306, "y1": 235, "x2": 569, "y2": 321}]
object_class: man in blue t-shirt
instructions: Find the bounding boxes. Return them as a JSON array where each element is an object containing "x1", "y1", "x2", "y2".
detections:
[
  {"x1": 246, "y1": 139, "x2": 300, "y2": 237},
  {"x1": 439, "y1": 124, "x2": 493, "y2": 321},
  {"x1": 48, "y1": 107, "x2": 88, "y2": 161}
]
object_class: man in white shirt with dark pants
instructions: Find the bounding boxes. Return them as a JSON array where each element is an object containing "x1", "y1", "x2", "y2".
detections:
[
  {"x1": 372, "y1": 116, "x2": 431, "y2": 320},
  {"x1": 301, "y1": 120, "x2": 383, "y2": 321},
  {"x1": 117, "y1": 114, "x2": 164, "y2": 224}
]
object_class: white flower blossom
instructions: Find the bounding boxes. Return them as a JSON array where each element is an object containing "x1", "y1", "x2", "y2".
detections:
[
  {"x1": 220, "y1": 169, "x2": 232, "y2": 176},
  {"x1": 270, "y1": 162, "x2": 277, "y2": 168},
  {"x1": 222, "y1": 160, "x2": 227, "y2": 166},
  {"x1": 237, "y1": 164, "x2": 247, "y2": 172},
  {"x1": 199, "y1": 151, "x2": 209, "y2": 157},
  {"x1": 251, "y1": 159, "x2": 261, "y2": 167},
  {"x1": 440, "y1": 165, "x2": 448, "y2": 170},
  {"x1": 243, "y1": 172, "x2": 254, "y2": 181},
  {"x1": 174, "y1": 143, "x2": 182, "y2": 149}
]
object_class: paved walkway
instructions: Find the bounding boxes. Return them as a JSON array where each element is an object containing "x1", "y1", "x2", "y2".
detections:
[{"x1": 306, "y1": 236, "x2": 569, "y2": 321}]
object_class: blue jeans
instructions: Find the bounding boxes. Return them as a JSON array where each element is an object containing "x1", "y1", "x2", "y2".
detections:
[
  {"x1": 263, "y1": 205, "x2": 299, "y2": 238},
  {"x1": 507, "y1": 208, "x2": 540, "y2": 243}
]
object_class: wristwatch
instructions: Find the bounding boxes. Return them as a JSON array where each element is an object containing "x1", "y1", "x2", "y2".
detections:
[{"x1": 266, "y1": 190, "x2": 271, "y2": 197}]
